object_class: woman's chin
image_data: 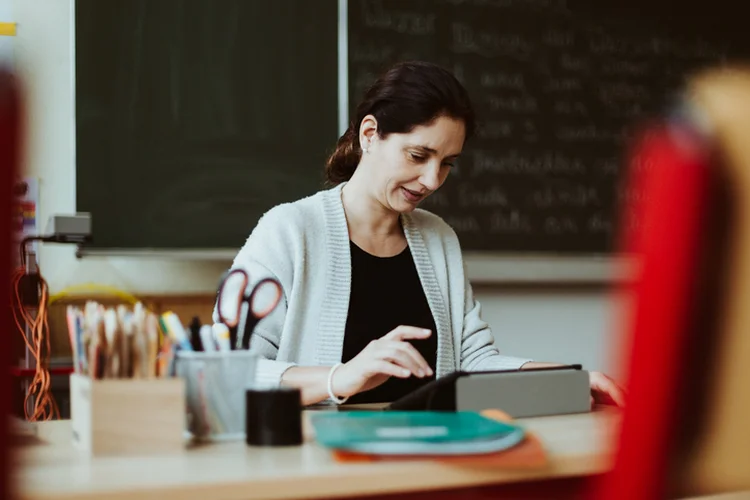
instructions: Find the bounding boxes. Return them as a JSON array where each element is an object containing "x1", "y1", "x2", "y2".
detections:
[
  {"x1": 389, "y1": 190, "x2": 423, "y2": 213},
  {"x1": 389, "y1": 197, "x2": 420, "y2": 214}
]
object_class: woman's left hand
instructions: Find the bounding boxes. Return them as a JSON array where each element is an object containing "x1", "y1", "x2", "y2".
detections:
[
  {"x1": 589, "y1": 371, "x2": 625, "y2": 408},
  {"x1": 520, "y1": 362, "x2": 625, "y2": 409}
]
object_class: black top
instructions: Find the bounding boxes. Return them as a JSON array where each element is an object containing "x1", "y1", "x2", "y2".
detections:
[{"x1": 341, "y1": 241, "x2": 438, "y2": 404}]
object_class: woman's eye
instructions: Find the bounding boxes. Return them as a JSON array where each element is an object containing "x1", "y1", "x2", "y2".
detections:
[
  {"x1": 409, "y1": 152, "x2": 426, "y2": 162},
  {"x1": 443, "y1": 161, "x2": 456, "y2": 168}
]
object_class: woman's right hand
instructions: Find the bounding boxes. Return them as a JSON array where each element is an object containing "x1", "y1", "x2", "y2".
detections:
[{"x1": 331, "y1": 325, "x2": 434, "y2": 399}]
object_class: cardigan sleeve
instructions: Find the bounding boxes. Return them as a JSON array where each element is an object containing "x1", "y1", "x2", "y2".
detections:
[
  {"x1": 211, "y1": 206, "x2": 299, "y2": 387},
  {"x1": 459, "y1": 267, "x2": 533, "y2": 371}
]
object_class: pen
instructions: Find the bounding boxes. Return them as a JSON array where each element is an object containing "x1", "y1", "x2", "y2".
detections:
[
  {"x1": 117, "y1": 305, "x2": 132, "y2": 378},
  {"x1": 91, "y1": 309, "x2": 106, "y2": 379},
  {"x1": 157, "y1": 336, "x2": 173, "y2": 378},
  {"x1": 199, "y1": 325, "x2": 217, "y2": 352},
  {"x1": 74, "y1": 311, "x2": 87, "y2": 374},
  {"x1": 145, "y1": 312, "x2": 159, "y2": 378},
  {"x1": 103, "y1": 308, "x2": 119, "y2": 378},
  {"x1": 131, "y1": 302, "x2": 147, "y2": 379},
  {"x1": 213, "y1": 323, "x2": 231, "y2": 352},
  {"x1": 66, "y1": 307, "x2": 81, "y2": 373},
  {"x1": 189, "y1": 316, "x2": 204, "y2": 351},
  {"x1": 159, "y1": 311, "x2": 193, "y2": 352}
]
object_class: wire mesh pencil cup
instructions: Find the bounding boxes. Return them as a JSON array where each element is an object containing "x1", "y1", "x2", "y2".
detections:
[{"x1": 175, "y1": 350, "x2": 258, "y2": 442}]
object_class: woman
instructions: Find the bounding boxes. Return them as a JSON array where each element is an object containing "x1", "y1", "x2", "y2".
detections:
[{"x1": 216, "y1": 61, "x2": 624, "y2": 407}]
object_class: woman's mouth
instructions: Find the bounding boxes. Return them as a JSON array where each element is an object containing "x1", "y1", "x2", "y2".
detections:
[{"x1": 401, "y1": 187, "x2": 425, "y2": 203}]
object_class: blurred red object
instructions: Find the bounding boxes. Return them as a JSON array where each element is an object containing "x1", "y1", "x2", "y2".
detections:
[
  {"x1": 0, "y1": 67, "x2": 22, "y2": 500},
  {"x1": 592, "y1": 65, "x2": 750, "y2": 499},
  {"x1": 602, "y1": 119, "x2": 713, "y2": 500}
]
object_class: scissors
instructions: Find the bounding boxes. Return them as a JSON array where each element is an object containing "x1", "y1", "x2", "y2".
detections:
[{"x1": 216, "y1": 268, "x2": 283, "y2": 350}]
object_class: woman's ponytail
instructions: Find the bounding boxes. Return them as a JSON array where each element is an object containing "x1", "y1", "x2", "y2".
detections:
[{"x1": 324, "y1": 126, "x2": 361, "y2": 185}]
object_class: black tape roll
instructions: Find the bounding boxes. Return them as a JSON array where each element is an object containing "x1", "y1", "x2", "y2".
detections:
[{"x1": 245, "y1": 387, "x2": 303, "y2": 446}]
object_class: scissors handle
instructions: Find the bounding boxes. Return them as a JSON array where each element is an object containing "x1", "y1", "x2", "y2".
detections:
[
  {"x1": 216, "y1": 268, "x2": 250, "y2": 349},
  {"x1": 240, "y1": 278, "x2": 283, "y2": 350},
  {"x1": 247, "y1": 278, "x2": 283, "y2": 318},
  {"x1": 216, "y1": 269, "x2": 249, "y2": 327}
]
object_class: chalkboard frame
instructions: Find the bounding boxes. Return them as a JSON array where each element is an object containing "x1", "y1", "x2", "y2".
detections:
[{"x1": 74, "y1": 245, "x2": 637, "y2": 285}]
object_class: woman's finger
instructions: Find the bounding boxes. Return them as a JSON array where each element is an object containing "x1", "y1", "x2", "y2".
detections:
[
  {"x1": 384, "y1": 325, "x2": 432, "y2": 341},
  {"x1": 371, "y1": 360, "x2": 411, "y2": 379},
  {"x1": 606, "y1": 381, "x2": 626, "y2": 407},
  {"x1": 394, "y1": 341, "x2": 433, "y2": 376},
  {"x1": 377, "y1": 343, "x2": 425, "y2": 377},
  {"x1": 591, "y1": 372, "x2": 626, "y2": 407}
]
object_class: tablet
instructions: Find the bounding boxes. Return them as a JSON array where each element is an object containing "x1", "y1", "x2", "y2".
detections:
[{"x1": 387, "y1": 365, "x2": 591, "y2": 418}]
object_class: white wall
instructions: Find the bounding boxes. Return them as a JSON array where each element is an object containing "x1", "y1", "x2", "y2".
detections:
[
  {"x1": 0, "y1": 0, "x2": 13, "y2": 65},
  {"x1": 478, "y1": 288, "x2": 629, "y2": 378},
  {"x1": 11, "y1": 0, "x2": 626, "y2": 376}
]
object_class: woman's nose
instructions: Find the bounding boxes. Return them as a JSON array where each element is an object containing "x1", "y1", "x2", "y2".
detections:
[{"x1": 419, "y1": 163, "x2": 441, "y2": 191}]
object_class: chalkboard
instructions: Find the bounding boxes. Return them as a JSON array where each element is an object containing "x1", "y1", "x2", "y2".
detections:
[
  {"x1": 349, "y1": 0, "x2": 744, "y2": 253},
  {"x1": 76, "y1": 0, "x2": 745, "y2": 254},
  {"x1": 75, "y1": 0, "x2": 338, "y2": 249}
]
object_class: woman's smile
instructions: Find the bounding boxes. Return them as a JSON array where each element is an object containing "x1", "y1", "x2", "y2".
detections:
[{"x1": 401, "y1": 187, "x2": 426, "y2": 203}]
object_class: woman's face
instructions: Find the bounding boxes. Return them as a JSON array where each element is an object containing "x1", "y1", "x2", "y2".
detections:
[{"x1": 359, "y1": 115, "x2": 466, "y2": 214}]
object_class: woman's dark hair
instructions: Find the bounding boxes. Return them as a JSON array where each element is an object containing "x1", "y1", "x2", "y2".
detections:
[{"x1": 325, "y1": 61, "x2": 476, "y2": 185}]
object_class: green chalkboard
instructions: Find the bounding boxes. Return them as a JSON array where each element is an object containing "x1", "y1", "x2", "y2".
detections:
[
  {"x1": 75, "y1": 0, "x2": 339, "y2": 249},
  {"x1": 348, "y1": 0, "x2": 744, "y2": 253},
  {"x1": 76, "y1": 0, "x2": 744, "y2": 254}
]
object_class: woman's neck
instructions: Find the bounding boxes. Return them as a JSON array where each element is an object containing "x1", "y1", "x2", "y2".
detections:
[{"x1": 341, "y1": 176, "x2": 406, "y2": 256}]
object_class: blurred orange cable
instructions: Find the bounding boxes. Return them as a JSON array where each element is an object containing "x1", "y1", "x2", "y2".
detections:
[{"x1": 10, "y1": 261, "x2": 60, "y2": 421}]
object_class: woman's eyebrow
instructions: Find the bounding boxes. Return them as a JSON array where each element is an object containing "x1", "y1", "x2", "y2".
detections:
[
  {"x1": 408, "y1": 144, "x2": 438, "y2": 155},
  {"x1": 408, "y1": 144, "x2": 461, "y2": 158}
]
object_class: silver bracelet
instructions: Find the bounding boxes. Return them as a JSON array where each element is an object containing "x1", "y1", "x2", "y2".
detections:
[{"x1": 327, "y1": 363, "x2": 349, "y2": 404}]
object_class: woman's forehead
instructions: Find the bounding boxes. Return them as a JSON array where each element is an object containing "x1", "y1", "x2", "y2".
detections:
[{"x1": 395, "y1": 116, "x2": 466, "y2": 150}]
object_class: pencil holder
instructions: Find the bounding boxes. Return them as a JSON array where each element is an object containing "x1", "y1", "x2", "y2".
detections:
[
  {"x1": 69, "y1": 373, "x2": 186, "y2": 457},
  {"x1": 175, "y1": 350, "x2": 258, "y2": 442}
]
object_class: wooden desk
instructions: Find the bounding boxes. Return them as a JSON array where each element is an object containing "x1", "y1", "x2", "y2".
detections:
[{"x1": 11, "y1": 408, "x2": 620, "y2": 500}]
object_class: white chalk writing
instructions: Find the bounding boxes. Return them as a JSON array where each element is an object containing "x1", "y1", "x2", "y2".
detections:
[
  {"x1": 560, "y1": 54, "x2": 590, "y2": 73},
  {"x1": 422, "y1": 190, "x2": 450, "y2": 208},
  {"x1": 444, "y1": 215, "x2": 482, "y2": 233},
  {"x1": 472, "y1": 150, "x2": 587, "y2": 176},
  {"x1": 531, "y1": 185, "x2": 600, "y2": 208},
  {"x1": 487, "y1": 94, "x2": 538, "y2": 113},
  {"x1": 544, "y1": 216, "x2": 579, "y2": 235},
  {"x1": 458, "y1": 184, "x2": 509, "y2": 207},
  {"x1": 546, "y1": 77, "x2": 582, "y2": 92},
  {"x1": 587, "y1": 212, "x2": 614, "y2": 233},
  {"x1": 476, "y1": 121, "x2": 513, "y2": 140},
  {"x1": 543, "y1": 30, "x2": 575, "y2": 48},
  {"x1": 440, "y1": 0, "x2": 568, "y2": 9},
  {"x1": 362, "y1": 0, "x2": 436, "y2": 35},
  {"x1": 556, "y1": 125, "x2": 624, "y2": 143},
  {"x1": 480, "y1": 71, "x2": 525, "y2": 90},
  {"x1": 554, "y1": 100, "x2": 588, "y2": 116},
  {"x1": 350, "y1": 42, "x2": 395, "y2": 63},
  {"x1": 490, "y1": 210, "x2": 533, "y2": 234},
  {"x1": 451, "y1": 23, "x2": 532, "y2": 60}
]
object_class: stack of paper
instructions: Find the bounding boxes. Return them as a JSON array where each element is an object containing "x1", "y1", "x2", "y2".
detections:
[{"x1": 311, "y1": 411, "x2": 526, "y2": 456}]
